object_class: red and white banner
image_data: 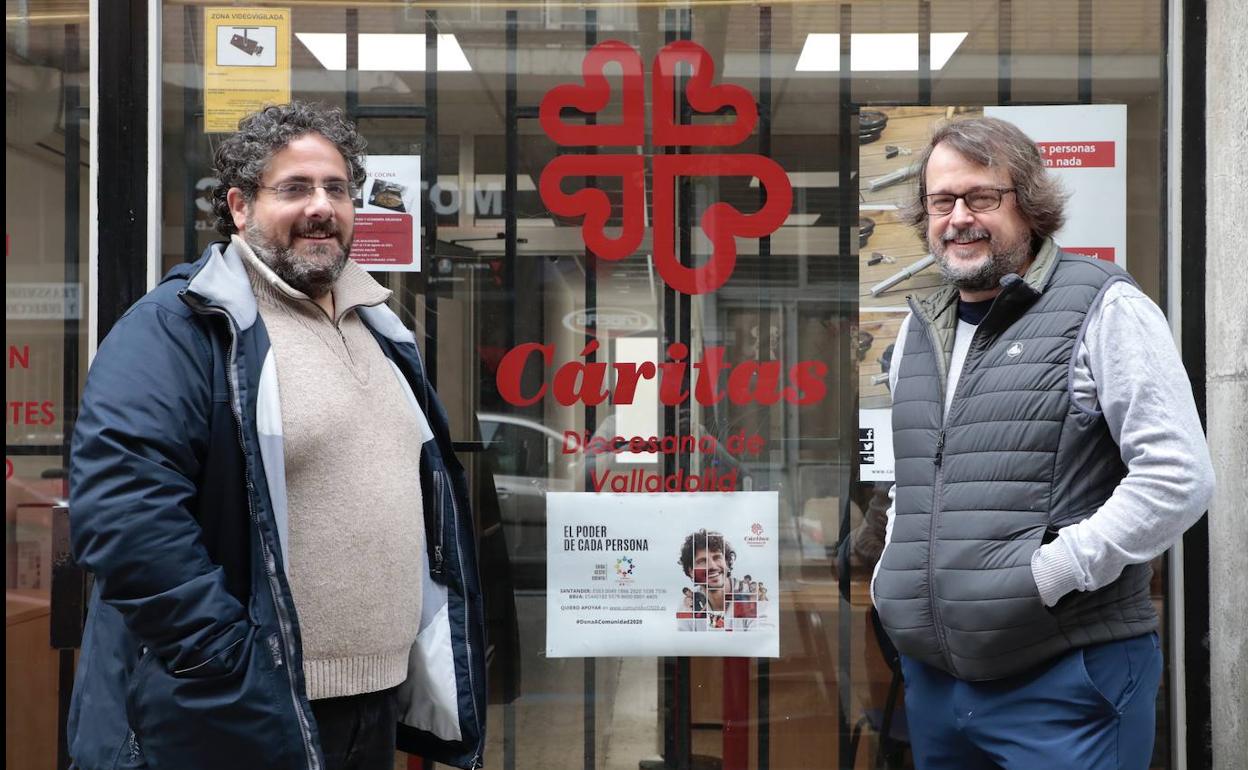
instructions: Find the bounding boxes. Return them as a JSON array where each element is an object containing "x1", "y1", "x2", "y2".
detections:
[
  {"x1": 352, "y1": 154, "x2": 421, "y2": 272},
  {"x1": 1036, "y1": 141, "x2": 1115, "y2": 169}
]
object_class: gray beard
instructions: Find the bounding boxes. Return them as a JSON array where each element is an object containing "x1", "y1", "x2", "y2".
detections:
[
  {"x1": 932, "y1": 226, "x2": 1031, "y2": 292},
  {"x1": 246, "y1": 228, "x2": 349, "y2": 299}
]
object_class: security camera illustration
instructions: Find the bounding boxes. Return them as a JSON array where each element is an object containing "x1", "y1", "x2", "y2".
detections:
[{"x1": 229, "y1": 28, "x2": 264, "y2": 57}]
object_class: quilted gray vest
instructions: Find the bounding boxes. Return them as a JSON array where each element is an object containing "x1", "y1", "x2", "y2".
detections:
[{"x1": 874, "y1": 244, "x2": 1157, "y2": 681}]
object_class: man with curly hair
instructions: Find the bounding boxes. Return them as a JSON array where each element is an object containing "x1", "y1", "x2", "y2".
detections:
[
  {"x1": 67, "y1": 102, "x2": 485, "y2": 770},
  {"x1": 677, "y1": 529, "x2": 755, "y2": 631},
  {"x1": 871, "y1": 117, "x2": 1214, "y2": 769}
]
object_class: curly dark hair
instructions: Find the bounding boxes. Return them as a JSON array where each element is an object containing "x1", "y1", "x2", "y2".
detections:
[
  {"x1": 678, "y1": 529, "x2": 736, "y2": 578},
  {"x1": 904, "y1": 116, "x2": 1068, "y2": 244},
  {"x1": 211, "y1": 102, "x2": 368, "y2": 237}
]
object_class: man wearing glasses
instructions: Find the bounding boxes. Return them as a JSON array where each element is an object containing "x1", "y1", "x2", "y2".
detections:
[
  {"x1": 871, "y1": 117, "x2": 1213, "y2": 769},
  {"x1": 67, "y1": 102, "x2": 485, "y2": 770}
]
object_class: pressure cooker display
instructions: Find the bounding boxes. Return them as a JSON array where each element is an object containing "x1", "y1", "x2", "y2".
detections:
[{"x1": 368, "y1": 179, "x2": 408, "y2": 212}]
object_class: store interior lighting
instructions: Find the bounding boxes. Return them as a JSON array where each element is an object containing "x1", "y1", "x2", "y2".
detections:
[
  {"x1": 795, "y1": 32, "x2": 968, "y2": 72},
  {"x1": 295, "y1": 32, "x2": 472, "y2": 71}
]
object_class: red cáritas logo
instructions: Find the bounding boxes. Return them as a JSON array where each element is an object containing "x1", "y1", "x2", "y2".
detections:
[{"x1": 538, "y1": 40, "x2": 792, "y2": 296}]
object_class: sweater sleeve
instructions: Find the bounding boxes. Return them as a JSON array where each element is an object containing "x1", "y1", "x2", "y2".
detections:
[{"x1": 1030, "y1": 281, "x2": 1215, "y2": 606}]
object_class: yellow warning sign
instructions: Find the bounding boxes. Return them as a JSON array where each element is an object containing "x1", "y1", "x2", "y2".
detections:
[{"x1": 204, "y1": 7, "x2": 291, "y2": 133}]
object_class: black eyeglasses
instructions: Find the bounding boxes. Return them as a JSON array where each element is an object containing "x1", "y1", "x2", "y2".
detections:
[
  {"x1": 257, "y1": 181, "x2": 355, "y2": 203},
  {"x1": 921, "y1": 187, "x2": 1016, "y2": 215}
]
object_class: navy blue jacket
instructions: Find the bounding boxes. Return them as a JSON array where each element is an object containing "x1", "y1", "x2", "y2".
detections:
[{"x1": 68, "y1": 242, "x2": 486, "y2": 769}]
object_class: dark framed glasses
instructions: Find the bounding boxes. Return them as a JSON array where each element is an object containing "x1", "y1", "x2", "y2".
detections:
[{"x1": 921, "y1": 187, "x2": 1016, "y2": 215}]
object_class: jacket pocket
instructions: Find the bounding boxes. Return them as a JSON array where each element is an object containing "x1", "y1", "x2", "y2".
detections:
[{"x1": 126, "y1": 626, "x2": 307, "y2": 770}]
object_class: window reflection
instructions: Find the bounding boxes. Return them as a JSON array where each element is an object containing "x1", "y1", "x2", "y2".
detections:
[{"x1": 150, "y1": 1, "x2": 1172, "y2": 768}]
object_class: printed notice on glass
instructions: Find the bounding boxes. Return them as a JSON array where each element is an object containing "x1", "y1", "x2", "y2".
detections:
[
  {"x1": 985, "y1": 105, "x2": 1127, "y2": 267},
  {"x1": 352, "y1": 155, "x2": 422, "y2": 271},
  {"x1": 203, "y1": 8, "x2": 291, "y2": 133},
  {"x1": 858, "y1": 408, "x2": 895, "y2": 482},
  {"x1": 547, "y1": 491, "x2": 779, "y2": 658}
]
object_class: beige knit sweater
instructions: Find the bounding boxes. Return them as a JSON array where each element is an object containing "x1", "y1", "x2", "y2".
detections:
[{"x1": 237, "y1": 237, "x2": 424, "y2": 700}]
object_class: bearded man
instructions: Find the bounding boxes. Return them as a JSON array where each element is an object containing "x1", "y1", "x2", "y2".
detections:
[
  {"x1": 871, "y1": 117, "x2": 1213, "y2": 769},
  {"x1": 67, "y1": 103, "x2": 485, "y2": 770}
]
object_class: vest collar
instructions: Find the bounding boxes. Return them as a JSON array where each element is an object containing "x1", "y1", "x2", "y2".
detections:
[
  {"x1": 1021, "y1": 237, "x2": 1061, "y2": 293},
  {"x1": 910, "y1": 236, "x2": 1061, "y2": 366},
  {"x1": 915, "y1": 238, "x2": 1059, "y2": 320}
]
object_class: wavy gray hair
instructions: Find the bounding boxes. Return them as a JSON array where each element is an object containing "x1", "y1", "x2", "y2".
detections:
[
  {"x1": 904, "y1": 116, "x2": 1068, "y2": 244},
  {"x1": 211, "y1": 102, "x2": 367, "y2": 237}
]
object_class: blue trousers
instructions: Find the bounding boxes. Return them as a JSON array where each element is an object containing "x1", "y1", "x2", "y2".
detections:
[{"x1": 900, "y1": 633, "x2": 1162, "y2": 770}]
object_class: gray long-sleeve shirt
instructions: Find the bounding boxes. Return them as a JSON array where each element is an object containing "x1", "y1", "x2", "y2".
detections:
[{"x1": 873, "y1": 279, "x2": 1215, "y2": 607}]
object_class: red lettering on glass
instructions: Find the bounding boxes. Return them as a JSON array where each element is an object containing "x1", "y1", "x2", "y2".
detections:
[
  {"x1": 538, "y1": 40, "x2": 793, "y2": 296},
  {"x1": 495, "y1": 343, "x2": 553, "y2": 406},
  {"x1": 496, "y1": 344, "x2": 825, "y2": 408}
]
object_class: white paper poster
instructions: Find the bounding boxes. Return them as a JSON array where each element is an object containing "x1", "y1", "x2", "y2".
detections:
[
  {"x1": 352, "y1": 155, "x2": 422, "y2": 271},
  {"x1": 985, "y1": 105, "x2": 1127, "y2": 266},
  {"x1": 858, "y1": 408, "x2": 895, "y2": 482},
  {"x1": 546, "y1": 491, "x2": 779, "y2": 658}
]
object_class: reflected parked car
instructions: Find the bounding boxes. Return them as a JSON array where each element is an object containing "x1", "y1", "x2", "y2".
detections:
[
  {"x1": 477, "y1": 413, "x2": 576, "y2": 588},
  {"x1": 477, "y1": 413, "x2": 756, "y2": 590}
]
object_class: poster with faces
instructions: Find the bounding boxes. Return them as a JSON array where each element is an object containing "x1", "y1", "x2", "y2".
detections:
[{"x1": 546, "y1": 491, "x2": 779, "y2": 658}]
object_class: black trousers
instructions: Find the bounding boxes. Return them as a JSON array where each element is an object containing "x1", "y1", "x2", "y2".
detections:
[{"x1": 311, "y1": 687, "x2": 399, "y2": 770}]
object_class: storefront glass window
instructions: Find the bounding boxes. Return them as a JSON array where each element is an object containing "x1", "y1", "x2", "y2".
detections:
[
  {"x1": 142, "y1": 2, "x2": 1168, "y2": 769},
  {"x1": 5, "y1": 3, "x2": 90, "y2": 766}
]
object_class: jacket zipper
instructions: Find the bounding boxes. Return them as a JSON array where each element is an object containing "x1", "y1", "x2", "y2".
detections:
[
  {"x1": 431, "y1": 471, "x2": 445, "y2": 577},
  {"x1": 913, "y1": 295, "x2": 998, "y2": 676},
  {"x1": 439, "y1": 468, "x2": 483, "y2": 767},
  {"x1": 914, "y1": 308, "x2": 955, "y2": 673},
  {"x1": 184, "y1": 295, "x2": 321, "y2": 770}
]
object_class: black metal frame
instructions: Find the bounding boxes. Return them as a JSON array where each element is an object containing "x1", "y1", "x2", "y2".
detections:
[
  {"x1": 664, "y1": 9, "x2": 695, "y2": 770},
  {"x1": 756, "y1": 10, "x2": 774, "y2": 769},
  {"x1": 998, "y1": 0, "x2": 1012, "y2": 104},
  {"x1": 97, "y1": 0, "x2": 150, "y2": 339},
  {"x1": 835, "y1": 9, "x2": 856, "y2": 769},
  {"x1": 1177, "y1": 3, "x2": 1210, "y2": 769},
  {"x1": 580, "y1": 13, "x2": 601, "y2": 770}
]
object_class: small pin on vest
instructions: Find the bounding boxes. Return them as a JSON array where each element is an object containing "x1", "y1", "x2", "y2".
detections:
[{"x1": 1006, "y1": 342, "x2": 1024, "y2": 358}]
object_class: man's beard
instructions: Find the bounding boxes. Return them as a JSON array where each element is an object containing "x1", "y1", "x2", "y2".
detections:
[
  {"x1": 931, "y1": 225, "x2": 1031, "y2": 292},
  {"x1": 246, "y1": 219, "x2": 350, "y2": 299}
]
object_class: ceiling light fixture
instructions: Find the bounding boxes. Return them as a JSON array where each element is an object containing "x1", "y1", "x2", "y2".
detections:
[
  {"x1": 295, "y1": 33, "x2": 472, "y2": 72},
  {"x1": 795, "y1": 32, "x2": 968, "y2": 72}
]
